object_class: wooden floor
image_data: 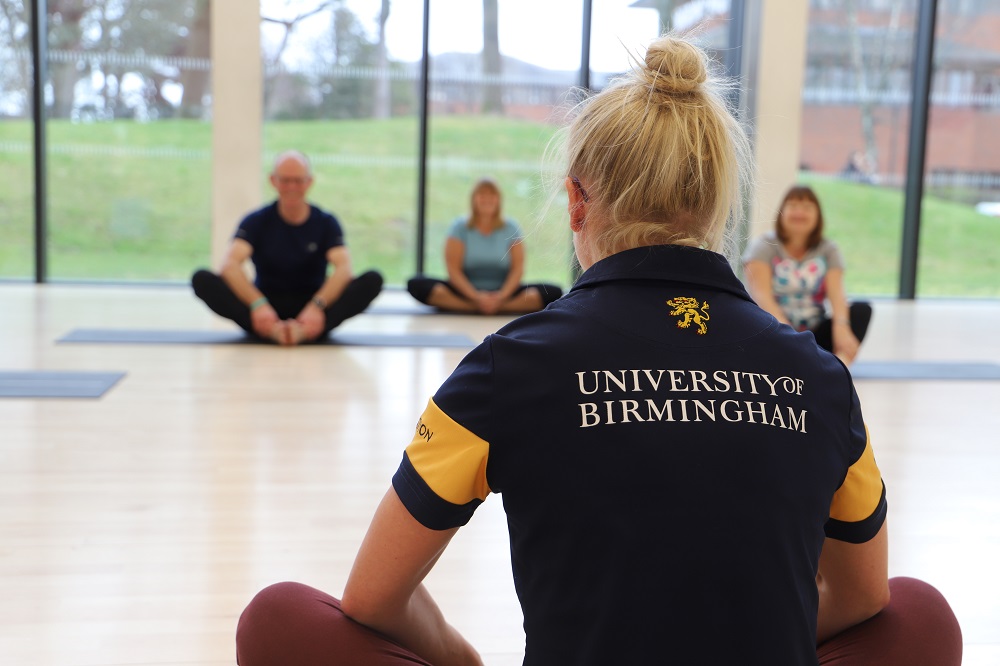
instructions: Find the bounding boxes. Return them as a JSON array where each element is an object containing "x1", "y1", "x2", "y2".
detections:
[{"x1": 2, "y1": 283, "x2": 999, "y2": 665}]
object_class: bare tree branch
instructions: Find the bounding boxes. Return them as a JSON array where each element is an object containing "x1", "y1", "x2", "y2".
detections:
[{"x1": 262, "y1": 0, "x2": 337, "y2": 70}]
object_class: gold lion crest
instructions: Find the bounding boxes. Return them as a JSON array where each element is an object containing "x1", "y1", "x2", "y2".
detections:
[{"x1": 666, "y1": 297, "x2": 710, "y2": 335}]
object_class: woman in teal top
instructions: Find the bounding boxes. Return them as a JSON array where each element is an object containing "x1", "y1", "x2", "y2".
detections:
[{"x1": 407, "y1": 179, "x2": 563, "y2": 314}]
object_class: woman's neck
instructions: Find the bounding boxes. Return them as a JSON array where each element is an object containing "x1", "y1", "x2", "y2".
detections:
[
  {"x1": 472, "y1": 214, "x2": 498, "y2": 232},
  {"x1": 783, "y1": 236, "x2": 810, "y2": 258}
]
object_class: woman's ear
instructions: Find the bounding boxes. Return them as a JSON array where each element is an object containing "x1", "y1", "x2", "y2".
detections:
[{"x1": 565, "y1": 177, "x2": 586, "y2": 232}]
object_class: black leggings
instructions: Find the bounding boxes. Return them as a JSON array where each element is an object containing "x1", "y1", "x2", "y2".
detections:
[
  {"x1": 406, "y1": 276, "x2": 563, "y2": 307},
  {"x1": 191, "y1": 269, "x2": 383, "y2": 338},
  {"x1": 810, "y1": 301, "x2": 873, "y2": 354}
]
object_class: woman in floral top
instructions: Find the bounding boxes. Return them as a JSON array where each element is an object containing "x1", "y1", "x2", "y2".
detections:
[{"x1": 744, "y1": 185, "x2": 872, "y2": 365}]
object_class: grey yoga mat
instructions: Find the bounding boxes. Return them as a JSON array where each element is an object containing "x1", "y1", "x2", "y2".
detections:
[
  {"x1": 850, "y1": 360, "x2": 1000, "y2": 381},
  {"x1": 0, "y1": 371, "x2": 126, "y2": 398},
  {"x1": 57, "y1": 328, "x2": 476, "y2": 348}
]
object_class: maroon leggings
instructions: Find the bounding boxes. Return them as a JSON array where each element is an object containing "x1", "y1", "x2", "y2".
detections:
[{"x1": 236, "y1": 577, "x2": 961, "y2": 665}]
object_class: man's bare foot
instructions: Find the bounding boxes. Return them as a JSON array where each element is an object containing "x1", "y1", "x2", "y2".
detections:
[
  {"x1": 268, "y1": 321, "x2": 291, "y2": 346},
  {"x1": 286, "y1": 320, "x2": 307, "y2": 346}
]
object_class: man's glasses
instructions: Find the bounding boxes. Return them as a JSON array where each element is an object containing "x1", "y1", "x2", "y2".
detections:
[
  {"x1": 274, "y1": 176, "x2": 310, "y2": 186},
  {"x1": 570, "y1": 176, "x2": 590, "y2": 203}
]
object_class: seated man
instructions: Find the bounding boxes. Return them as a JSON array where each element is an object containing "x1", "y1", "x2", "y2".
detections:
[{"x1": 192, "y1": 150, "x2": 382, "y2": 345}]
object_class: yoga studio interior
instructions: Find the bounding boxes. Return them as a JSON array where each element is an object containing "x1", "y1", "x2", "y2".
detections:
[{"x1": 2, "y1": 1, "x2": 999, "y2": 664}]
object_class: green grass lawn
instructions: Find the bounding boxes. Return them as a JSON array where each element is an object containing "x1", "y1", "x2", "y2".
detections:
[
  {"x1": 0, "y1": 117, "x2": 571, "y2": 286},
  {"x1": 1, "y1": 118, "x2": 998, "y2": 297},
  {"x1": 802, "y1": 174, "x2": 1000, "y2": 297}
]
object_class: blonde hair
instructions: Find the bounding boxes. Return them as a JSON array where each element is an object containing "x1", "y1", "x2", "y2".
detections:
[
  {"x1": 467, "y1": 178, "x2": 504, "y2": 231},
  {"x1": 564, "y1": 34, "x2": 754, "y2": 261}
]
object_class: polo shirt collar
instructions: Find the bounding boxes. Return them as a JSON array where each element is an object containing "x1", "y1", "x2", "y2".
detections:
[{"x1": 572, "y1": 244, "x2": 753, "y2": 302}]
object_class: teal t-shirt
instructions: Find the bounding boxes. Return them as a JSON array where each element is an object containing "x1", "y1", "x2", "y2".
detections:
[{"x1": 448, "y1": 218, "x2": 523, "y2": 290}]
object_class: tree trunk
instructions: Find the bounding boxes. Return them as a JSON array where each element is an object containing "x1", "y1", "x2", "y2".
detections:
[
  {"x1": 481, "y1": 0, "x2": 501, "y2": 114},
  {"x1": 46, "y1": 0, "x2": 87, "y2": 119},
  {"x1": 374, "y1": 0, "x2": 391, "y2": 119},
  {"x1": 847, "y1": 0, "x2": 905, "y2": 178},
  {"x1": 179, "y1": 0, "x2": 211, "y2": 119},
  {"x1": 655, "y1": 0, "x2": 679, "y2": 32}
]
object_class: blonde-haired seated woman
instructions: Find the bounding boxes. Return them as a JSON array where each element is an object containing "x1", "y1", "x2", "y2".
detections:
[
  {"x1": 407, "y1": 178, "x2": 563, "y2": 314},
  {"x1": 235, "y1": 34, "x2": 961, "y2": 666}
]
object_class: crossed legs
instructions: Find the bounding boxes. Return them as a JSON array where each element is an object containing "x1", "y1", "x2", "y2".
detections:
[
  {"x1": 191, "y1": 269, "x2": 383, "y2": 344},
  {"x1": 406, "y1": 277, "x2": 563, "y2": 314},
  {"x1": 236, "y1": 577, "x2": 961, "y2": 666}
]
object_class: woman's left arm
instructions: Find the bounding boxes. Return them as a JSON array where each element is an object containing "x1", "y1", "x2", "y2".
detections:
[
  {"x1": 825, "y1": 267, "x2": 860, "y2": 364},
  {"x1": 341, "y1": 488, "x2": 484, "y2": 666},
  {"x1": 496, "y1": 239, "x2": 526, "y2": 300}
]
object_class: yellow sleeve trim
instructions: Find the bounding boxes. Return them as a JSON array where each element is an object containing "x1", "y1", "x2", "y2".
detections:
[
  {"x1": 829, "y1": 426, "x2": 883, "y2": 523},
  {"x1": 405, "y1": 398, "x2": 492, "y2": 505}
]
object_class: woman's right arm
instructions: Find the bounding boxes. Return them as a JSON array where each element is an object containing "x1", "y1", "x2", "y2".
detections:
[
  {"x1": 744, "y1": 260, "x2": 792, "y2": 326},
  {"x1": 341, "y1": 487, "x2": 484, "y2": 666}
]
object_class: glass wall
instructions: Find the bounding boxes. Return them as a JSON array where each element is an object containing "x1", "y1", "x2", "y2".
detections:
[
  {"x1": 420, "y1": 0, "x2": 738, "y2": 291},
  {"x1": 800, "y1": 0, "x2": 917, "y2": 297},
  {"x1": 917, "y1": 0, "x2": 1000, "y2": 296},
  {"x1": 45, "y1": 0, "x2": 212, "y2": 280},
  {"x1": 260, "y1": 0, "x2": 419, "y2": 285},
  {"x1": 419, "y1": 0, "x2": 579, "y2": 289},
  {"x1": 9, "y1": 1, "x2": 994, "y2": 298},
  {"x1": 0, "y1": 1, "x2": 32, "y2": 279}
]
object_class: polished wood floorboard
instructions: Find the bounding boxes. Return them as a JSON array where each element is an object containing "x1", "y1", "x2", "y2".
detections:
[{"x1": 1, "y1": 284, "x2": 998, "y2": 665}]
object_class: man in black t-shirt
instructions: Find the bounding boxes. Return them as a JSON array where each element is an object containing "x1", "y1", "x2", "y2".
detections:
[{"x1": 192, "y1": 150, "x2": 382, "y2": 345}]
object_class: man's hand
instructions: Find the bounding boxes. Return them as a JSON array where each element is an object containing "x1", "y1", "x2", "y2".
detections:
[
  {"x1": 295, "y1": 302, "x2": 327, "y2": 341},
  {"x1": 251, "y1": 303, "x2": 281, "y2": 339}
]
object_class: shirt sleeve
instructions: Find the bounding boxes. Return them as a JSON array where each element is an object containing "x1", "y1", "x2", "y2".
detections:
[
  {"x1": 234, "y1": 210, "x2": 261, "y2": 247},
  {"x1": 505, "y1": 219, "x2": 524, "y2": 245},
  {"x1": 321, "y1": 210, "x2": 345, "y2": 250},
  {"x1": 824, "y1": 383, "x2": 887, "y2": 543},
  {"x1": 823, "y1": 240, "x2": 845, "y2": 272},
  {"x1": 392, "y1": 340, "x2": 496, "y2": 530},
  {"x1": 742, "y1": 233, "x2": 779, "y2": 266},
  {"x1": 447, "y1": 218, "x2": 469, "y2": 243}
]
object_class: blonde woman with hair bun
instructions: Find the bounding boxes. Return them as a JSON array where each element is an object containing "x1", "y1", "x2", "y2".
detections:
[{"x1": 235, "y1": 35, "x2": 961, "y2": 666}]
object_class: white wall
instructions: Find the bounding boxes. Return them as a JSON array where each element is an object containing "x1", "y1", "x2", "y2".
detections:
[
  {"x1": 210, "y1": 1, "x2": 263, "y2": 268},
  {"x1": 749, "y1": 1, "x2": 810, "y2": 240}
]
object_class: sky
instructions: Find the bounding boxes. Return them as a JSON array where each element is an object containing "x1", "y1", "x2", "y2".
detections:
[{"x1": 260, "y1": 0, "x2": 730, "y2": 73}]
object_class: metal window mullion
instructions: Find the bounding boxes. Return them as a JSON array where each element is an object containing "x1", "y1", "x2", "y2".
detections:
[
  {"x1": 415, "y1": 0, "x2": 431, "y2": 276},
  {"x1": 30, "y1": 0, "x2": 49, "y2": 283},
  {"x1": 899, "y1": 0, "x2": 938, "y2": 299}
]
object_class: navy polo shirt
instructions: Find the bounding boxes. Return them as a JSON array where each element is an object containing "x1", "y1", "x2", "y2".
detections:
[
  {"x1": 393, "y1": 244, "x2": 886, "y2": 666},
  {"x1": 235, "y1": 202, "x2": 345, "y2": 294}
]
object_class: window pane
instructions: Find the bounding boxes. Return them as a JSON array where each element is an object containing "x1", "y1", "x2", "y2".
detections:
[
  {"x1": 918, "y1": 2, "x2": 1000, "y2": 297},
  {"x1": 0, "y1": 1, "x2": 32, "y2": 279},
  {"x1": 800, "y1": 1, "x2": 917, "y2": 297},
  {"x1": 423, "y1": 0, "x2": 581, "y2": 290},
  {"x1": 260, "y1": 0, "x2": 418, "y2": 286},
  {"x1": 46, "y1": 0, "x2": 212, "y2": 281},
  {"x1": 591, "y1": 1, "x2": 735, "y2": 82}
]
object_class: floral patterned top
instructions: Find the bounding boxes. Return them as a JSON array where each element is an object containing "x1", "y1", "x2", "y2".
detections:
[{"x1": 743, "y1": 232, "x2": 844, "y2": 330}]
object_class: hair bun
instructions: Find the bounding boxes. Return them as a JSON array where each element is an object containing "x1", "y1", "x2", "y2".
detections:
[{"x1": 644, "y1": 36, "x2": 707, "y2": 95}]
